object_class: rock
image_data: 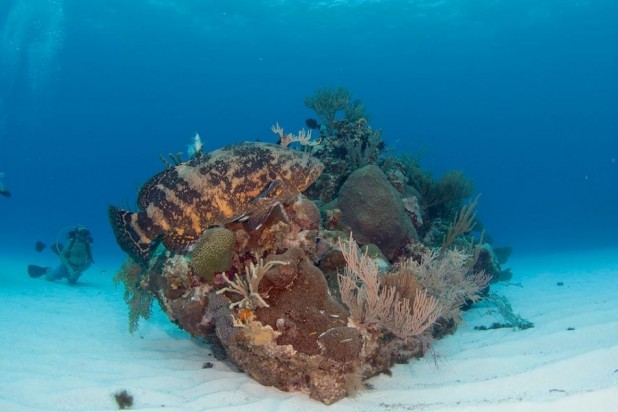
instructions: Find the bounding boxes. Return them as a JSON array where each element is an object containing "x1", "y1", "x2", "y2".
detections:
[
  {"x1": 474, "y1": 243, "x2": 502, "y2": 282},
  {"x1": 207, "y1": 248, "x2": 357, "y2": 404},
  {"x1": 338, "y1": 165, "x2": 417, "y2": 260},
  {"x1": 493, "y1": 246, "x2": 513, "y2": 265},
  {"x1": 318, "y1": 327, "x2": 363, "y2": 363},
  {"x1": 133, "y1": 196, "x2": 431, "y2": 405}
]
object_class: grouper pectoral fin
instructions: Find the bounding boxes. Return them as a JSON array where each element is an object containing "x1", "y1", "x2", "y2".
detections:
[
  {"x1": 160, "y1": 231, "x2": 196, "y2": 254},
  {"x1": 108, "y1": 205, "x2": 154, "y2": 265},
  {"x1": 246, "y1": 180, "x2": 286, "y2": 230},
  {"x1": 247, "y1": 207, "x2": 272, "y2": 230},
  {"x1": 247, "y1": 203, "x2": 286, "y2": 231},
  {"x1": 251, "y1": 180, "x2": 283, "y2": 204}
]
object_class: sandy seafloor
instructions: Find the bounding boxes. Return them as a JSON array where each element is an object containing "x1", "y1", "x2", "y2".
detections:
[{"x1": 1, "y1": 248, "x2": 617, "y2": 412}]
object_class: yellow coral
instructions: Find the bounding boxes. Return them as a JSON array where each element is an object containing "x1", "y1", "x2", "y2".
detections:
[
  {"x1": 188, "y1": 227, "x2": 235, "y2": 282},
  {"x1": 232, "y1": 316, "x2": 280, "y2": 346}
]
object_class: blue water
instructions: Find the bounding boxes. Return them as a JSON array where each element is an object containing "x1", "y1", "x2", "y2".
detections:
[{"x1": 1, "y1": 0, "x2": 617, "y2": 263}]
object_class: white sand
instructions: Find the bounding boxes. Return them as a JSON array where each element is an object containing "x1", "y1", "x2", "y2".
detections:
[{"x1": 1, "y1": 249, "x2": 617, "y2": 412}]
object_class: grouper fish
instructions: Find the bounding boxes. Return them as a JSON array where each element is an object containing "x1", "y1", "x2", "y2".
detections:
[{"x1": 108, "y1": 142, "x2": 324, "y2": 264}]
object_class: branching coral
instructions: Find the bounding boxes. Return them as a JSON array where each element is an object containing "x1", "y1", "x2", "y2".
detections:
[
  {"x1": 271, "y1": 122, "x2": 320, "y2": 148},
  {"x1": 337, "y1": 234, "x2": 441, "y2": 340},
  {"x1": 390, "y1": 155, "x2": 474, "y2": 221},
  {"x1": 422, "y1": 170, "x2": 475, "y2": 218},
  {"x1": 344, "y1": 128, "x2": 383, "y2": 170},
  {"x1": 485, "y1": 293, "x2": 534, "y2": 330},
  {"x1": 216, "y1": 258, "x2": 288, "y2": 310},
  {"x1": 344, "y1": 99, "x2": 371, "y2": 124},
  {"x1": 402, "y1": 248, "x2": 490, "y2": 325},
  {"x1": 159, "y1": 152, "x2": 183, "y2": 169},
  {"x1": 439, "y1": 194, "x2": 480, "y2": 253},
  {"x1": 305, "y1": 86, "x2": 352, "y2": 135}
]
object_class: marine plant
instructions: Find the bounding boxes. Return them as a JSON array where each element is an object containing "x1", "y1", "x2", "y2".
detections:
[
  {"x1": 344, "y1": 128, "x2": 383, "y2": 170},
  {"x1": 113, "y1": 389, "x2": 134, "y2": 410},
  {"x1": 388, "y1": 154, "x2": 474, "y2": 219},
  {"x1": 159, "y1": 151, "x2": 183, "y2": 169},
  {"x1": 420, "y1": 170, "x2": 475, "y2": 220},
  {"x1": 393, "y1": 153, "x2": 432, "y2": 195},
  {"x1": 304, "y1": 86, "x2": 352, "y2": 135},
  {"x1": 337, "y1": 234, "x2": 442, "y2": 340},
  {"x1": 403, "y1": 248, "x2": 491, "y2": 327},
  {"x1": 300, "y1": 86, "x2": 388, "y2": 205},
  {"x1": 344, "y1": 98, "x2": 371, "y2": 124},
  {"x1": 113, "y1": 258, "x2": 153, "y2": 333},
  {"x1": 485, "y1": 292, "x2": 534, "y2": 330},
  {"x1": 439, "y1": 194, "x2": 480, "y2": 253}
]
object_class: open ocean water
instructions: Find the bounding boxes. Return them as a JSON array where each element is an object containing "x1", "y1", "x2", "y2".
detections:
[
  {"x1": 1, "y1": 0, "x2": 617, "y2": 259},
  {"x1": 0, "y1": 1, "x2": 617, "y2": 410}
]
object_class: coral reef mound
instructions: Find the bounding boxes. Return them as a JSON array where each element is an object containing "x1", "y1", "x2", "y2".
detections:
[{"x1": 110, "y1": 95, "x2": 516, "y2": 404}]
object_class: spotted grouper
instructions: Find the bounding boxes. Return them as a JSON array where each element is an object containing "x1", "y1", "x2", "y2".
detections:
[{"x1": 108, "y1": 142, "x2": 324, "y2": 264}]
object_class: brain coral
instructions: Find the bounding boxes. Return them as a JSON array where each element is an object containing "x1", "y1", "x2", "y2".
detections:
[{"x1": 188, "y1": 227, "x2": 236, "y2": 283}]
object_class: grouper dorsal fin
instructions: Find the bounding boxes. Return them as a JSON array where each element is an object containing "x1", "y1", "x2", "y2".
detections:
[{"x1": 137, "y1": 169, "x2": 170, "y2": 210}]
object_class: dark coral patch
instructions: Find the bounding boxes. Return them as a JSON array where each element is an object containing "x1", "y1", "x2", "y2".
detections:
[{"x1": 318, "y1": 327, "x2": 363, "y2": 363}]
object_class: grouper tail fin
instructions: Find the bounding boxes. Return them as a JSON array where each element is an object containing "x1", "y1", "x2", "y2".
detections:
[{"x1": 108, "y1": 205, "x2": 154, "y2": 265}]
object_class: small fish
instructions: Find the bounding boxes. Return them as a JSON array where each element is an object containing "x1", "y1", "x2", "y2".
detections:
[
  {"x1": 187, "y1": 133, "x2": 203, "y2": 159},
  {"x1": 35, "y1": 241, "x2": 46, "y2": 252},
  {"x1": 109, "y1": 142, "x2": 324, "y2": 265},
  {"x1": 305, "y1": 118, "x2": 321, "y2": 130}
]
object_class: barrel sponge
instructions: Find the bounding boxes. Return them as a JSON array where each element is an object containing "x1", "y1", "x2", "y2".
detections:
[{"x1": 188, "y1": 227, "x2": 236, "y2": 283}]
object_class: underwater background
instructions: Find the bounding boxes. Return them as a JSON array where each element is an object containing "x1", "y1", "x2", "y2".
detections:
[{"x1": 0, "y1": 0, "x2": 617, "y2": 262}]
